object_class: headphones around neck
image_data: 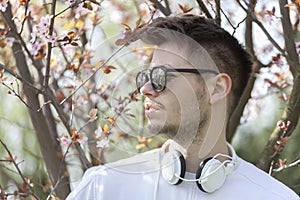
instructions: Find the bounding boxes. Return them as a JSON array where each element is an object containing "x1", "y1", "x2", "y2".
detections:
[{"x1": 161, "y1": 150, "x2": 236, "y2": 193}]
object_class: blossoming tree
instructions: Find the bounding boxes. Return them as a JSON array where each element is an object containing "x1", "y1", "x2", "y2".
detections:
[{"x1": 0, "y1": 0, "x2": 299, "y2": 199}]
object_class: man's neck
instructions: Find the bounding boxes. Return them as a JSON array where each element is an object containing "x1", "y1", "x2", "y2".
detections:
[
  {"x1": 165, "y1": 130, "x2": 229, "y2": 174},
  {"x1": 184, "y1": 136, "x2": 229, "y2": 173}
]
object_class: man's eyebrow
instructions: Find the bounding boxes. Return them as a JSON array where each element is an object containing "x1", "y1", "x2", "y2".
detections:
[
  {"x1": 167, "y1": 72, "x2": 177, "y2": 76},
  {"x1": 166, "y1": 73, "x2": 178, "y2": 79}
]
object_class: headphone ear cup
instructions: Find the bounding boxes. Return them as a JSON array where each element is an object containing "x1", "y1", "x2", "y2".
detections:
[
  {"x1": 195, "y1": 158, "x2": 226, "y2": 193},
  {"x1": 162, "y1": 150, "x2": 186, "y2": 185}
]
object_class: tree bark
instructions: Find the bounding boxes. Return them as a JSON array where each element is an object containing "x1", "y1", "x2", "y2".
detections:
[
  {"x1": 257, "y1": 0, "x2": 300, "y2": 172},
  {"x1": 11, "y1": 40, "x2": 70, "y2": 200},
  {"x1": 2, "y1": 3, "x2": 70, "y2": 199}
]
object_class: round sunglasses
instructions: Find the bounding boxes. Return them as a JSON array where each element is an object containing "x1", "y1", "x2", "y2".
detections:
[{"x1": 136, "y1": 65, "x2": 219, "y2": 93}]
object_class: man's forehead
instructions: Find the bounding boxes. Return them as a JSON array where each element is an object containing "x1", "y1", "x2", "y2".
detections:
[
  {"x1": 150, "y1": 43, "x2": 190, "y2": 67},
  {"x1": 150, "y1": 43, "x2": 217, "y2": 72},
  {"x1": 153, "y1": 42, "x2": 185, "y2": 55}
]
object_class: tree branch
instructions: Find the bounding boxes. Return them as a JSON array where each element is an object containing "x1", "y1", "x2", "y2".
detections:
[
  {"x1": 150, "y1": 0, "x2": 171, "y2": 16},
  {"x1": 257, "y1": 0, "x2": 300, "y2": 173},
  {"x1": 1, "y1": 5, "x2": 44, "y2": 71},
  {"x1": 227, "y1": 61, "x2": 266, "y2": 141},
  {"x1": 227, "y1": 0, "x2": 261, "y2": 141},
  {"x1": 60, "y1": 45, "x2": 126, "y2": 105},
  {"x1": 44, "y1": 0, "x2": 57, "y2": 89},
  {"x1": 273, "y1": 157, "x2": 300, "y2": 173},
  {"x1": 215, "y1": 0, "x2": 221, "y2": 25},
  {"x1": 0, "y1": 139, "x2": 39, "y2": 200},
  {"x1": 163, "y1": 0, "x2": 171, "y2": 15},
  {"x1": 278, "y1": 0, "x2": 298, "y2": 77},
  {"x1": 54, "y1": 0, "x2": 85, "y2": 18},
  {"x1": 235, "y1": 0, "x2": 285, "y2": 56},
  {"x1": 18, "y1": 0, "x2": 30, "y2": 35},
  {"x1": 2, "y1": 3, "x2": 71, "y2": 198},
  {"x1": 0, "y1": 63, "x2": 42, "y2": 94},
  {"x1": 195, "y1": 0, "x2": 213, "y2": 19},
  {"x1": 250, "y1": 14, "x2": 286, "y2": 56}
]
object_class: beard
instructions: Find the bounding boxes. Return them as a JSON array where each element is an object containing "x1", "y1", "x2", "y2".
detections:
[
  {"x1": 146, "y1": 78, "x2": 211, "y2": 145},
  {"x1": 147, "y1": 122, "x2": 179, "y2": 138},
  {"x1": 146, "y1": 103, "x2": 210, "y2": 145}
]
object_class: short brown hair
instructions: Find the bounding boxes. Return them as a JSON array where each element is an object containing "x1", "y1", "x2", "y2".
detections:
[{"x1": 139, "y1": 14, "x2": 252, "y2": 116}]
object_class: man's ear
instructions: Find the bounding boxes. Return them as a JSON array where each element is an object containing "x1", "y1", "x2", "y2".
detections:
[{"x1": 208, "y1": 73, "x2": 232, "y2": 104}]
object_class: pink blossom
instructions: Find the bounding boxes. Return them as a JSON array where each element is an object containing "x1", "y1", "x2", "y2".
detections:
[
  {"x1": 65, "y1": 0, "x2": 76, "y2": 6},
  {"x1": 295, "y1": 42, "x2": 300, "y2": 54},
  {"x1": 272, "y1": 55, "x2": 284, "y2": 67},
  {"x1": 59, "y1": 135, "x2": 72, "y2": 146},
  {"x1": 38, "y1": 15, "x2": 52, "y2": 33},
  {"x1": 46, "y1": 34, "x2": 57, "y2": 43},
  {"x1": 30, "y1": 32, "x2": 37, "y2": 43},
  {"x1": 5, "y1": 37, "x2": 15, "y2": 47},
  {"x1": 277, "y1": 120, "x2": 291, "y2": 131},
  {"x1": 30, "y1": 15, "x2": 53, "y2": 44},
  {"x1": 75, "y1": 95, "x2": 88, "y2": 107},
  {"x1": 96, "y1": 139, "x2": 109, "y2": 149},
  {"x1": 118, "y1": 28, "x2": 126, "y2": 39},
  {"x1": 90, "y1": 93, "x2": 100, "y2": 104},
  {"x1": 77, "y1": 133, "x2": 88, "y2": 145},
  {"x1": 29, "y1": 41, "x2": 43, "y2": 56},
  {"x1": 94, "y1": 125, "x2": 103, "y2": 138},
  {"x1": 264, "y1": 14, "x2": 274, "y2": 25},
  {"x1": 0, "y1": 0, "x2": 8, "y2": 12}
]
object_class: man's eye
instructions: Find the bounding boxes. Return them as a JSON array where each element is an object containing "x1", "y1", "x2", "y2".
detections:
[{"x1": 167, "y1": 74, "x2": 177, "y2": 81}]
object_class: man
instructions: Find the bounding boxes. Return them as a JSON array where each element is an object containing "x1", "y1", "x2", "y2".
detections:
[{"x1": 67, "y1": 15, "x2": 299, "y2": 199}]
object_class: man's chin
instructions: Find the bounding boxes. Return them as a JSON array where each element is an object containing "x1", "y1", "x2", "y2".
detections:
[{"x1": 147, "y1": 122, "x2": 178, "y2": 139}]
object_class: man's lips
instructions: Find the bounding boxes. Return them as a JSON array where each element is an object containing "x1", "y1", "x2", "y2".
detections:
[
  {"x1": 144, "y1": 100, "x2": 162, "y2": 114},
  {"x1": 145, "y1": 104, "x2": 152, "y2": 111}
]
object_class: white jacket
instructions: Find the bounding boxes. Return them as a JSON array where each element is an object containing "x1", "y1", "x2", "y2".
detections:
[{"x1": 67, "y1": 143, "x2": 299, "y2": 200}]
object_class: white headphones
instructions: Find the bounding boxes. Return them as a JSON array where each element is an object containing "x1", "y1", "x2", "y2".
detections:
[{"x1": 161, "y1": 150, "x2": 236, "y2": 193}]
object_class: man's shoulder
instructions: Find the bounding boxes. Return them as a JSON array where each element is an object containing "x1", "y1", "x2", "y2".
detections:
[
  {"x1": 86, "y1": 148, "x2": 161, "y2": 175},
  {"x1": 231, "y1": 158, "x2": 299, "y2": 199},
  {"x1": 66, "y1": 149, "x2": 162, "y2": 200}
]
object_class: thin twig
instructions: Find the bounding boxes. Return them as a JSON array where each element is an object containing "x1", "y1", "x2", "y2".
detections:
[
  {"x1": 54, "y1": 0, "x2": 85, "y2": 18},
  {"x1": 0, "y1": 159, "x2": 13, "y2": 162},
  {"x1": 1, "y1": 80, "x2": 35, "y2": 111},
  {"x1": 251, "y1": 15, "x2": 286, "y2": 56},
  {"x1": 44, "y1": 0, "x2": 57, "y2": 89},
  {"x1": 0, "y1": 163, "x2": 20, "y2": 174},
  {"x1": 233, "y1": 0, "x2": 286, "y2": 57},
  {"x1": 44, "y1": 87, "x2": 92, "y2": 170},
  {"x1": 2, "y1": 192, "x2": 32, "y2": 198},
  {"x1": 18, "y1": 0, "x2": 30, "y2": 35},
  {"x1": 206, "y1": 0, "x2": 216, "y2": 16},
  {"x1": 1, "y1": 5, "x2": 44, "y2": 71},
  {"x1": 0, "y1": 63, "x2": 42, "y2": 93},
  {"x1": 273, "y1": 157, "x2": 300, "y2": 173},
  {"x1": 232, "y1": 16, "x2": 247, "y2": 36},
  {"x1": 60, "y1": 45, "x2": 126, "y2": 105},
  {"x1": 46, "y1": 175, "x2": 67, "y2": 200},
  {"x1": 46, "y1": 144, "x2": 72, "y2": 199},
  {"x1": 0, "y1": 139, "x2": 40, "y2": 200}
]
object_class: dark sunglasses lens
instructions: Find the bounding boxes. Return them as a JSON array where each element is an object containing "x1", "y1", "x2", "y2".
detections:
[
  {"x1": 136, "y1": 71, "x2": 149, "y2": 92},
  {"x1": 151, "y1": 67, "x2": 166, "y2": 92}
]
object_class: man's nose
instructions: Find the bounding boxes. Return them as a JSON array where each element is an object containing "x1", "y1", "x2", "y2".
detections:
[{"x1": 140, "y1": 81, "x2": 159, "y2": 97}]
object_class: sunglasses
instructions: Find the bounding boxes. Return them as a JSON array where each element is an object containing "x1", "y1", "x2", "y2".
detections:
[{"x1": 136, "y1": 65, "x2": 219, "y2": 93}]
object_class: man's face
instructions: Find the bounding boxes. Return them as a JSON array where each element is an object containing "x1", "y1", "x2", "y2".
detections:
[{"x1": 139, "y1": 43, "x2": 211, "y2": 140}]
